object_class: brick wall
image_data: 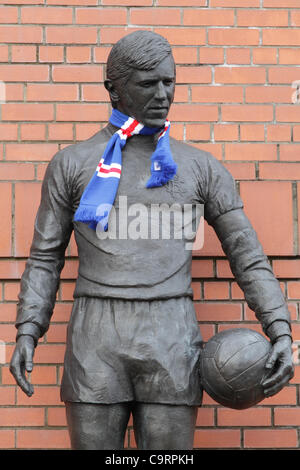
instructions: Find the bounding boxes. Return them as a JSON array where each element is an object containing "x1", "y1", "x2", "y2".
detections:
[{"x1": 0, "y1": 0, "x2": 299, "y2": 450}]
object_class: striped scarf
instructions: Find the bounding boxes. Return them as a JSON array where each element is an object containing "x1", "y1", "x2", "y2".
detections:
[{"x1": 74, "y1": 109, "x2": 177, "y2": 231}]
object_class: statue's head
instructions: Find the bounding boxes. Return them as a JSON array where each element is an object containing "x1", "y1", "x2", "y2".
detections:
[{"x1": 104, "y1": 30, "x2": 176, "y2": 128}]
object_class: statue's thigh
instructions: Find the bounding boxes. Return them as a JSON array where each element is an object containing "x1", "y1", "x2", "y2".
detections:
[
  {"x1": 65, "y1": 401, "x2": 131, "y2": 450},
  {"x1": 132, "y1": 403, "x2": 198, "y2": 450}
]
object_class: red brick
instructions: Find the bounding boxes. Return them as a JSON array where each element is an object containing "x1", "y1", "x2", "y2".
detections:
[
  {"x1": 76, "y1": 7, "x2": 127, "y2": 25},
  {"x1": 47, "y1": 0, "x2": 97, "y2": 4},
  {"x1": 103, "y1": 0, "x2": 152, "y2": 4},
  {"x1": 2, "y1": 104, "x2": 53, "y2": 121},
  {"x1": 244, "y1": 429, "x2": 297, "y2": 448},
  {"x1": 52, "y1": 65, "x2": 103, "y2": 82},
  {"x1": 46, "y1": 27, "x2": 98, "y2": 44},
  {"x1": 215, "y1": 67, "x2": 266, "y2": 84},
  {"x1": 222, "y1": 105, "x2": 273, "y2": 122},
  {"x1": 11, "y1": 45, "x2": 36, "y2": 62},
  {"x1": 245, "y1": 86, "x2": 291, "y2": 103},
  {"x1": 169, "y1": 105, "x2": 217, "y2": 122},
  {"x1": 199, "y1": 47, "x2": 224, "y2": 64},
  {"x1": 263, "y1": 29, "x2": 300, "y2": 45},
  {"x1": 154, "y1": 28, "x2": 206, "y2": 46},
  {"x1": 184, "y1": 9, "x2": 234, "y2": 26},
  {"x1": 225, "y1": 144, "x2": 277, "y2": 161},
  {"x1": 240, "y1": 124, "x2": 265, "y2": 141},
  {"x1": 2, "y1": 365, "x2": 57, "y2": 385},
  {"x1": 226, "y1": 48, "x2": 251, "y2": 64},
  {"x1": 267, "y1": 124, "x2": 291, "y2": 141},
  {"x1": 0, "y1": 6, "x2": 18, "y2": 22},
  {"x1": 196, "y1": 408, "x2": 214, "y2": 427},
  {"x1": 172, "y1": 47, "x2": 198, "y2": 64},
  {"x1": 194, "y1": 429, "x2": 241, "y2": 448},
  {"x1": 48, "y1": 407, "x2": 67, "y2": 426},
  {"x1": 176, "y1": 66, "x2": 212, "y2": 84},
  {"x1": 186, "y1": 124, "x2": 211, "y2": 141},
  {"x1": 214, "y1": 124, "x2": 239, "y2": 141},
  {"x1": 203, "y1": 281, "x2": 229, "y2": 299},
  {"x1": 94, "y1": 46, "x2": 111, "y2": 63},
  {"x1": 253, "y1": 47, "x2": 277, "y2": 64},
  {"x1": 217, "y1": 408, "x2": 271, "y2": 426},
  {"x1": 56, "y1": 103, "x2": 108, "y2": 122},
  {"x1": 99, "y1": 27, "x2": 142, "y2": 44},
  {"x1": 196, "y1": 221, "x2": 224, "y2": 256},
  {"x1": 0, "y1": 388, "x2": 15, "y2": 405},
  {"x1": 0, "y1": 430, "x2": 14, "y2": 449},
  {"x1": 0, "y1": 162, "x2": 35, "y2": 180},
  {"x1": 273, "y1": 259, "x2": 300, "y2": 278},
  {"x1": 0, "y1": 407, "x2": 45, "y2": 426},
  {"x1": 191, "y1": 260, "x2": 214, "y2": 278},
  {"x1": 259, "y1": 162, "x2": 300, "y2": 180},
  {"x1": 75, "y1": 123, "x2": 101, "y2": 141},
  {"x1": 17, "y1": 429, "x2": 70, "y2": 449},
  {"x1": 279, "y1": 48, "x2": 300, "y2": 64},
  {"x1": 276, "y1": 105, "x2": 300, "y2": 122},
  {"x1": 39, "y1": 45, "x2": 64, "y2": 63},
  {"x1": 211, "y1": 0, "x2": 259, "y2": 4},
  {"x1": 274, "y1": 408, "x2": 300, "y2": 426},
  {"x1": 0, "y1": 303, "x2": 17, "y2": 322},
  {"x1": 0, "y1": 25, "x2": 42, "y2": 43},
  {"x1": 192, "y1": 86, "x2": 243, "y2": 103},
  {"x1": 208, "y1": 28, "x2": 259, "y2": 45},
  {"x1": 4, "y1": 281, "x2": 20, "y2": 301},
  {"x1": 20, "y1": 124, "x2": 46, "y2": 141},
  {"x1": 59, "y1": 282, "x2": 76, "y2": 301},
  {"x1": 17, "y1": 386, "x2": 62, "y2": 406},
  {"x1": 66, "y1": 46, "x2": 91, "y2": 64},
  {"x1": 27, "y1": 84, "x2": 79, "y2": 101},
  {"x1": 287, "y1": 282, "x2": 300, "y2": 299},
  {"x1": 264, "y1": 0, "x2": 300, "y2": 8},
  {"x1": 0, "y1": 44, "x2": 8, "y2": 62},
  {"x1": 82, "y1": 84, "x2": 112, "y2": 102},
  {"x1": 269, "y1": 67, "x2": 300, "y2": 84},
  {"x1": 239, "y1": 181, "x2": 294, "y2": 255},
  {"x1": 14, "y1": 182, "x2": 41, "y2": 256},
  {"x1": 48, "y1": 123, "x2": 74, "y2": 141},
  {"x1": 237, "y1": 9, "x2": 288, "y2": 26},
  {"x1": 194, "y1": 303, "x2": 242, "y2": 321},
  {"x1": 191, "y1": 282, "x2": 201, "y2": 300},
  {"x1": 46, "y1": 324, "x2": 67, "y2": 343},
  {"x1": 0, "y1": 183, "x2": 12, "y2": 256},
  {"x1": 0, "y1": 123, "x2": 18, "y2": 141},
  {"x1": 0, "y1": 64, "x2": 49, "y2": 82},
  {"x1": 52, "y1": 303, "x2": 73, "y2": 323},
  {"x1": 5, "y1": 84, "x2": 24, "y2": 101},
  {"x1": 223, "y1": 162, "x2": 256, "y2": 180},
  {"x1": 157, "y1": 0, "x2": 206, "y2": 4},
  {"x1": 280, "y1": 144, "x2": 300, "y2": 161},
  {"x1": 6, "y1": 144, "x2": 58, "y2": 161},
  {"x1": 131, "y1": 8, "x2": 181, "y2": 25},
  {"x1": 21, "y1": 6, "x2": 72, "y2": 24}
]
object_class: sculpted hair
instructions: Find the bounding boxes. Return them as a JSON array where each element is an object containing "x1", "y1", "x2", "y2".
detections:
[{"x1": 106, "y1": 30, "x2": 173, "y2": 84}]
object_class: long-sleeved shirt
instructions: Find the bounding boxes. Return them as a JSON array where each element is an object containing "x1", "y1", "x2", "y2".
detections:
[{"x1": 15, "y1": 123, "x2": 292, "y2": 345}]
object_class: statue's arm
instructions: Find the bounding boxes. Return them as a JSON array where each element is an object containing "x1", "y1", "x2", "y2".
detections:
[
  {"x1": 210, "y1": 208, "x2": 294, "y2": 397},
  {"x1": 10, "y1": 151, "x2": 74, "y2": 396},
  {"x1": 199, "y1": 152, "x2": 294, "y2": 396}
]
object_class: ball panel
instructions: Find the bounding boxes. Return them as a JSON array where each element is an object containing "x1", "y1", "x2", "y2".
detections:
[
  {"x1": 200, "y1": 328, "x2": 272, "y2": 410},
  {"x1": 220, "y1": 340, "x2": 271, "y2": 382}
]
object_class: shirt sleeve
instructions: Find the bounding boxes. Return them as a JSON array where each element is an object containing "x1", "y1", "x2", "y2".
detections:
[
  {"x1": 202, "y1": 153, "x2": 244, "y2": 226},
  {"x1": 15, "y1": 150, "x2": 74, "y2": 341},
  {"x1": 200, "y1": 152, "x2": 292, "y2": 342}
]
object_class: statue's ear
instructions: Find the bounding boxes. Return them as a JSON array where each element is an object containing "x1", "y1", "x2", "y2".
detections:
[{"x1": 104, "y1": 79, "x2": 120, "y2": 103}]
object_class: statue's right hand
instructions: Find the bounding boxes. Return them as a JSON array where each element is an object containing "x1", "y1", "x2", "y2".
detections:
[{"x1": 9, "y1": 336, "x2": 35, "y2": 397}]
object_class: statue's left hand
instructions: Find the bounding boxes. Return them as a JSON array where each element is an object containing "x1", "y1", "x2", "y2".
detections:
[{"x1": 262, "y1": 336, "x2": 294, "y2": 397}]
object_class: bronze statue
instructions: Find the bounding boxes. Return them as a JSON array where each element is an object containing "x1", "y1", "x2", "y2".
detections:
[{"x1": 9, "y1": 30, "x2": 294, "y2": 450}]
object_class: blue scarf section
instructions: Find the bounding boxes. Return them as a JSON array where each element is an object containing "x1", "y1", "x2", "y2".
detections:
[{"x1": 74, "y1": 109, "x2": 177, "y2": 231}]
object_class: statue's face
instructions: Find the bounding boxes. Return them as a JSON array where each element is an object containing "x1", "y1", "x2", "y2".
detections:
[{"x1": 114, "y1": 54, "x2": 175, "y2": 128}]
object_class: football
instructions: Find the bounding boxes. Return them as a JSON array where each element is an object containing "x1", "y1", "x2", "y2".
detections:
[{"x1": 199, "y1": 328, "x2": 272, "y2": 410}]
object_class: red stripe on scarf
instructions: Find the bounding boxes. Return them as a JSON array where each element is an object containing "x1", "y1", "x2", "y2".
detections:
[{"x1": 121, "y1": 119, "x2": 140, "y2": 137}]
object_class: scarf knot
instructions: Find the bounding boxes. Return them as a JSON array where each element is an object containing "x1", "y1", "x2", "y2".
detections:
[{"x1": 74, "y1": 109, "x2": 177, "y2": 231}]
